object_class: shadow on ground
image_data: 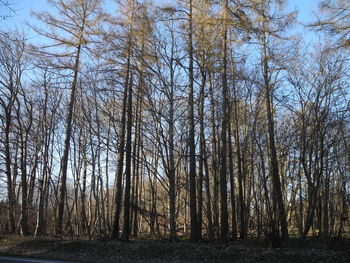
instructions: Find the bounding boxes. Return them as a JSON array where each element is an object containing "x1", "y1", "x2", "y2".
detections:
[{"x1": 1, "y1": 236, "x2": 350, "y2": 263}]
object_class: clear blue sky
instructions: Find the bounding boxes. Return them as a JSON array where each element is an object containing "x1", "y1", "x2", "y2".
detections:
[
  {"x1": 1, "y1": 0, "x2": 116, "y2": 27},
  {"x1": 1, "y1": 0, "x2": 319, "y2": 40}
]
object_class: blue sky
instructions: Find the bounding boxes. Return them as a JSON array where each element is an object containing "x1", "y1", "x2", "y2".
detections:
[
  {"x1": 288, "y1": 0, "x2": 318, "y2": 22},
  {"x1": 1, "y1": 0, "x2": 319, "y2": 41},
  {"x1": 2, "y1": 0, "x2": 319, "y2": 23},
  {"x1": 1, "y1": 0, "x2": 116, "y2": 28}
]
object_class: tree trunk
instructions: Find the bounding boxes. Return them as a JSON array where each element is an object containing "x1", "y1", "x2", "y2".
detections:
[
  {"x1": 56, "y1": 43, "x2": 82, "y2": 235},
  {"x1": 4, "y1": 108, "x2": 16, "y2": 234},
  {"x1": 188, "y1": 0, "x2": 199, "y2": 242},
  {"x1": 262, "y1": 26, "x2": 289, "y2": 242},
  {"x1": 228, "y1": 120, "x2": 237, "y2": 240},
  {"x1": 122, "y1": 74, "x2": 133, "y2": 241},
  {"x1": 111, "y1": 39, "x2": 131, "y2": 239},
  {"x1": 219, "y1": 0, "x2": 229, "y2": 243}
]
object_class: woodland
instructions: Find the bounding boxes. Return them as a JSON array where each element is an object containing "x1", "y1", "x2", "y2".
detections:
[{"x1": 0, "y1": 0, "x2": 350, "y2": 253}]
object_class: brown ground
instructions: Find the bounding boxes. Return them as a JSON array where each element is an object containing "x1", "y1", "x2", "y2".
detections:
[{"x1": 0, "y1": 235, "x2": 350, "y2": 262}]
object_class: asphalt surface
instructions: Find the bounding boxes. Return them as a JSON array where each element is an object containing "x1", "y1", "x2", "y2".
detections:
[{"x1": 0, "y1": 257, "x2": 80, "y2": 263}]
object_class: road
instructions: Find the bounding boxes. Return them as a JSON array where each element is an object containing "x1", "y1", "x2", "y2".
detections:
[{"x1": 0, "y1": 257, "x2": 80, "y2": 263}]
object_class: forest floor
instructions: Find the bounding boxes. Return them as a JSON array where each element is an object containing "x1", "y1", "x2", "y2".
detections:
[{"x1": 0, "y1": 235, "x2": 350, "y2": 263}]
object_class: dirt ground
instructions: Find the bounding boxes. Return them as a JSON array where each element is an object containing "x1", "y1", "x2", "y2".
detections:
[{"x1": 1, "y1": 236, "x2": 350, "y2": 262}]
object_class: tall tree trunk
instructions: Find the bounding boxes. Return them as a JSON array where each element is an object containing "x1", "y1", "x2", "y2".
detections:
[
  {"x1": 228, "y1": 120, "x2": 237, "y2": 240},
  {"x1": 188, "y1": 0, "x2": 199, "y2": 242},
  {"x1": 122, "y1": 74, "x2": 133, "y2": 241},
  {"x1": 111, "y1": 39, "x2": 131, "y2": 239},
  {"x1": 35, "y1": 165, "x2": 47, "y2": 236},
  {"x1": 167, "y1": 39, "x2": 177, "y2": 240},
  {"x1": 323, "y1": 159, "x2": 330, "y2": 238},
  {"x1": 199, "y1": 69, "x2": 214, "y2": 241},
  {"x1": 203, "y1": 123, "x2": 215, "y2": 240},
  {"x1": 56, "y1": 43, "x2": 82, "y2": 235},
  {"x1": 232, "y1": 81, "x2": 246, "y2": 240},
  {"x1": 219, "y1": 0, "x2": 229, "y2": 243},
  {"x1": 202, "y1": 127, "x2": 214, "y2": 241},
  {"x1": 262, "y1": 22, "x2": 288, "y2": 242},
  {"x1": 20, "y1": 134, "x2": 29, "y2": 236},
  {"x1": 169, "y1": 86, "x2": 177, "y2": 241},
  {"x1": 81, "y1": 152, "x2": 89, "y2": 236},
  {"x1": 4, "y1": 108, "x2": 16, "y2": 234},
  {"x1": 132, "y1": 77, "x2": 143, "y2": 237},
  {"x1": 209, "y1": 75, "x2": 219, "y2": 239}
]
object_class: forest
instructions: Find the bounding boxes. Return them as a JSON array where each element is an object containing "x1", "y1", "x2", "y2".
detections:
[{"x1": 0, "y1": 0, "x2": 350, "y2": 254}]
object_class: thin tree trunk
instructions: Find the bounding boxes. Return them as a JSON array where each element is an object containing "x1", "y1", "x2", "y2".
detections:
[
  {"x1": 262, "y1": 24, "x2": 289, "y2": 242},
  {"x1": 233, "y1": 84, "x2": 246, "y2": 240},
  {"x1": 188, "y1": 0, "x2": 199, "y2": 242},
  {"x1": 228, "y1": 121, "x2": 237, "y2": 240},
  {"x1": 219, "y1": 0, "x2": 229, "y2": 243},
  {"x1": 4, "y1": 107, "x2": 16, "y2": 233},
  {"x1": 122, "y1": 74, "x2": 133, "y2": 241},
  {"x1": 56, "y1": 43, "x2": 82, "y2": 235},
  {"x1": 111, "y1": 39, "x2": 131, "y2": 240},
  {"x1": 208, "y1": 75, "x2": 219, "y2": 239}
]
